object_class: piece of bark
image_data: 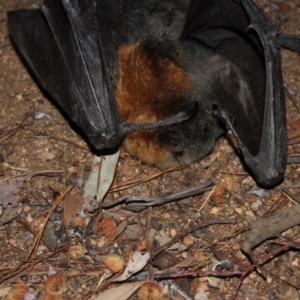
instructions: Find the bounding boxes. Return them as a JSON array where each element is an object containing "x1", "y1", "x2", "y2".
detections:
[{"x1": 242, "y1": 205, "x2": 300, "y2": 261}]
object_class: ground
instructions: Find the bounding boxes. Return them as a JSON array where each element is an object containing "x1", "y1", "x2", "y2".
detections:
[{"x1": 0, "y1": 0, "x2": 300, "y2": 299}]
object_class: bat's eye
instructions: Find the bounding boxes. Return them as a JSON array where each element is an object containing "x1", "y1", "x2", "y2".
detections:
[{"x1": 163, "y1": 11, "x2": 174, "y2": 26}]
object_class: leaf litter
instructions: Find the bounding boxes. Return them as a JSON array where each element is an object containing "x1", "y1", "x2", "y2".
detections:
[{"x1": 1, "y1": 0, "x2": 300, "y2": 299}]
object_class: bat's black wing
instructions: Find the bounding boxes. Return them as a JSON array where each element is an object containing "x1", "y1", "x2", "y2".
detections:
[
  {"x1": 182, "y1": 0, "x2": 287, "y2": 187},
  {"x1": 7, "y1": 0, "x2": 191, "y2": 150}
]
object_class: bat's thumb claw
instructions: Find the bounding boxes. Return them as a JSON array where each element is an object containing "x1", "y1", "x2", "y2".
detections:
[{"x1": 246, "y1": 24, "x2": 253, "y2": 33}]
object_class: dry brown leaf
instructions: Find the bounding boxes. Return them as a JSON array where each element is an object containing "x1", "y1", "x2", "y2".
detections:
[
  {"x1": 84, "y1": 151, "x2": 120, "y2": 211},
  {"x1": 114, "y1": 251, "x2": 150, "y2": 282},
  {"x1": 64, "y1": 194, "x2": 84, "y2": 228},
  {"x1": 95, "y1": 281, "x2": 149, "y2": 300},
  {"x1": 0, "y1": 206, "x2": 23, "y2": 225}
]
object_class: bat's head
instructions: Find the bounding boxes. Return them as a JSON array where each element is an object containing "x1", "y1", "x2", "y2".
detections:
[{"x1": 143, "y1": 1, "x2": 188, "y2": 44}]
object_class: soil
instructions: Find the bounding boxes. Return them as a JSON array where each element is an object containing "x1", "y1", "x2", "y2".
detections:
[{"x1": 0, "y1": 0, "x2": 300, "y2": 299}]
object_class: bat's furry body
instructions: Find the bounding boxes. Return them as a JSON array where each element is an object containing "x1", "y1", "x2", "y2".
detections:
[
  {"x1": 116, "y1": 2, "x2": 264, "y2": 170},
  {"x1": 7, "y1": 0, "x2": 287, "y2": 186}
]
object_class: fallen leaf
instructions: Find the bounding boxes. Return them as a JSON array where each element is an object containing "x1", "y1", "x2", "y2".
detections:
[
  {"x1": 124, "y1": 223, "x2": 144, "y2": 241},
  {"x1": 113, "y1": 220, "x2": 127, "y2": 240},
  {"x1": 150, "y1": 229, "x2": 187, "y2": 252},
  {"x1": 64, "y1": 194, "x2": 84, "y2": 228},
  {"x1": 43, "y1": 222, "x2": 63, "y2": 252},
  {"x1": 173, "y1": 253, "x2": 194, "y2": 269},
  {"x1": 0, "y1": 287, "x2": 11, "y2": 298},
  {"x1": 114, "y1": 251, "x2": 150, "y2": 282},
  {"x1": 0, "y1": 174, "x2": 33, "y2": 208},
  {"x1": 84, "y1": 151, "x2": 120, "y2": 211},
  {"x1": 95, "y1": 281, "x2": 149, "y2": 300},
  {"x1": 0, "y1": 171, "x2": 62, "y2": 209},
  {"x1": 194, "y1": 289, "x2": 209, "y2": 300},
  {"x1": 0, "y1": 206, "x2": 23, "y2": 225}
]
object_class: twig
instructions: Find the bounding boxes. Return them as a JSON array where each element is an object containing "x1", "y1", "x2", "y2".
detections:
[
  {"x1": 137, "y1": 242, "x2": 300, "y2": 300},
  {"x1": 23, "y1": 126, "x2": 89, "y2": 150},
  {"x1": 0, "y1": 126, "x2": 22, "y2": 144},
  {"x1": 287, "y1": 156, "x2": 300, "y2": 164},
  {"x1": 145, "y1": 207, "x2": 154, "y2": 280},
  {"x1": 124, "y1": 182, "x2": 213, "y2": 212},
  {"x1": 232, "y1": 243, "x2": 300, "y2": 300},
  {"x1": 26, "y1": 186, "x2": 73, "y2": 261},
  {"x1": 0, "y1": 251, "x2": 58, "y2": 284},
  {"x1": 109, "y1": 165, "x2": 182, "y2": 192},
  {"x1": 0, "y1": 170, "x2": 64, "y2": 184},
  {"x1": 151, "y1": 218, "x2": 236, "y2": 259},
  {"x1": 281, "y1": 187, "x2": 300, "y2": 204},
  {"x1": 152, "y1": 269, "x2": 243, "y2": 280},
  {"x1": 103, "y1": 182, "x2": 213, "y2": 210},
  {"x1": 198, "y1": 186, "x2": 216, "y2": 211}
]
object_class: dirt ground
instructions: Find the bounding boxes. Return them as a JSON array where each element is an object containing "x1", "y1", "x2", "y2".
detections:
[{"x1": 0, "y1": 0, "x2": 300, "y2": 299}]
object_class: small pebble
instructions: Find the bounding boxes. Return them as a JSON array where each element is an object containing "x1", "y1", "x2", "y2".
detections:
[
  {"x1": 210, "y1": 207, "x2": 221, "y2": 215},
  {"x1": 234, "y1": 208, "x2": 244, "y2": 215},
  {"x1": 23, "y1": 206, "x2": 31, "y2": 213},
  {"x1": 183, "y1": 235, "x2": 194, "y2": 247},
  {"x1": 181, "y1": 251, "x2": 188, "y2": 259},
  {"x1": 170, "y1": 229, "x2": 177, "y2": 237},
  {"x1": 192, "y1": 228, "x2": 205, "y2": 239}
]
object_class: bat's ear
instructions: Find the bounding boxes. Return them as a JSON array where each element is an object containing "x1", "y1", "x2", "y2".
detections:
[{"x1": 143, "y1": 1, "x2": 188, "y2": 43}]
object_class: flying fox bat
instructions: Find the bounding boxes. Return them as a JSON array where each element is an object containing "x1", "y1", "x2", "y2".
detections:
[{"x1": 7, "y1": 0, "x2": 288, "y2": 187}]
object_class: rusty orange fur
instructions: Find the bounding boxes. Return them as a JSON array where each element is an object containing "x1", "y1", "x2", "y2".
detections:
[{"x1": 116, "y1": 43, "x2": 191, "y2": 169}]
